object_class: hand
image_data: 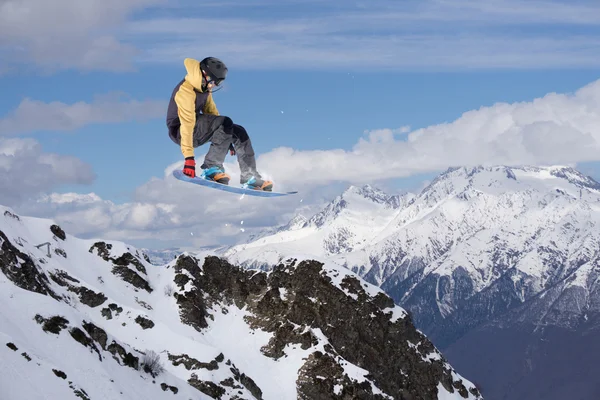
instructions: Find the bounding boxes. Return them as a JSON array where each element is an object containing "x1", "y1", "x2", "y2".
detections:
[
  {"x1": 183, "y1": 157, "x2": 196, "y2": 178},
  {"x1": 229, "y1": 143, "x2": 236, "y2": 156}
]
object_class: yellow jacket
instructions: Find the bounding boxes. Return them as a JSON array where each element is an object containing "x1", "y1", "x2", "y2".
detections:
[{"x1": 173, "y1": 58, "x2": 219, "y2": 158}]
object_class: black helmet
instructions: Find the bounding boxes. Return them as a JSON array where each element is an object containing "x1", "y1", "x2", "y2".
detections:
[{"x1": 200, "y1": 57, "x2": 227, "y2": 86}]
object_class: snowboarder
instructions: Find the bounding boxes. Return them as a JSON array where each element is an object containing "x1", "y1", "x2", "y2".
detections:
[{"x1": 167, "y1": 57, "x2": 273, "y2": 191}]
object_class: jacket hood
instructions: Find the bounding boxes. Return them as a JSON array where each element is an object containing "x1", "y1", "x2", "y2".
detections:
[{"x1": 183, "y1": 58, "x2": 205, "y2": 92}]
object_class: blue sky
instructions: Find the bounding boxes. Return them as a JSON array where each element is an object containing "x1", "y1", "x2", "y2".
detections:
[{"x1": 1, "y1": 0, "x2": 600, "y2": 249}]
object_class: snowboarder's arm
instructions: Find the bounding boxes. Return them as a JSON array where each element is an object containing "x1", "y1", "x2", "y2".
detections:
[
  {"x1": 174, "y1": 81, "x2": 196, "y2": 158},
  {"x1": 203, "y1": 93, "x2": 219, "y2": 115}
]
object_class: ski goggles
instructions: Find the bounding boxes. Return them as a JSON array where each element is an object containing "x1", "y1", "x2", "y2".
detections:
[{"x1": 202, "y1": 70, "x2": 225, "y2": 86}]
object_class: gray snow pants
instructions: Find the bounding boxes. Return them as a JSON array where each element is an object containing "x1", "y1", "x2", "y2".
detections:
[{"x1": 186, "y1": 114, "x2": 261, "y2": 182}]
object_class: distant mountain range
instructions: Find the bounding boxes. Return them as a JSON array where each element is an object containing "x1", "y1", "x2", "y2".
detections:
[{"x1": 224, "y1": 165, "x2": 600, "y2": 400}]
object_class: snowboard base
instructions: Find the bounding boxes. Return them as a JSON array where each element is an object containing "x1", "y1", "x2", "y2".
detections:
[{"x1": 172, "y1": 170, "x2": 297, "y2": 197}]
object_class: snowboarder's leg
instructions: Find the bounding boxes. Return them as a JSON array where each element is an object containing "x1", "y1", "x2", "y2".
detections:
[
  {"x1": 193, "y1": 114, "x2": 232, "y2": 183},
  {"x1": 232, "y1": 124, "x2": 273, "y2": 191},
  {"x1": 192, "y1": 116, "x2": 273, "y2": 190},
  {"x1": 231, "y1": 124, "x2": 258, "y2": 181}
]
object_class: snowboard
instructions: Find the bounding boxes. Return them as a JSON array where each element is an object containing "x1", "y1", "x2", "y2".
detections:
[{"x1": 172, "y1": 170, "x2": 298, "y2": 197}]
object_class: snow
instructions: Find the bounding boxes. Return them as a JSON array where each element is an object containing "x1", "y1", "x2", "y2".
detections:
[
  {"x1": 425, "y1": 351, "x2": 442, "y2": 362},
  {"x1": 0, "y1": 206, "x2": 257, "y2": 399},
  {"x1": 225, "y1": 184, "x2": 404, "y2": 269},
  {"x1": 565, "y1": 262, "x2": 593, "y2": 289},
  {"x1": 309, "y1": 328, "x2": 395, "y2": 399},
  {"x1": 383, "y1": 306, "x2": 408, "y2": 322},
  {"x1": 321, "y1": 263, "x2": 407, "y2": 321},
  {"x1": 437, "y1": 383, "x2": 466, "y2": 400},
  {"x1": 198, "y1": 304, "x2": 308, "y2": 399},
  {"x1": 0, "y1": 274, "x2": 203, "y2": 400},
  {"x1": 226, "y1": 165, "x2": 600, "y2": 315},
  {"x1": 0, "y1": 204, "x2": 479, "y2": 399}
]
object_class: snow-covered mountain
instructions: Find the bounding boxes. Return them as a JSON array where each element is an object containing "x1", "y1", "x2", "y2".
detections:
[
  {"x1": 226, "y1": 184, "x2": 413, "y2": 269},
  {"x1": 224, "y1": 165, "x2": 600, "y2": 399},
  {"x1": 226, "y1": 165, "x2": 600, "y2": 331},
  {"x1": 0, "y1": 206, "x2": 481, "y2": 400}
]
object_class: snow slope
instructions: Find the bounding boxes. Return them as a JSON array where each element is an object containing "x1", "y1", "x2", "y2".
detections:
[{"x1": 0, "y1": 205, "x2": 480, "y2": 399}]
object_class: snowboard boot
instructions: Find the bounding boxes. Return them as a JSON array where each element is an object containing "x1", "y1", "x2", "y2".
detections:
[
  {"x1": 201, "y1": 166, "x2": 230, "y2": 184},
  {"x1": 242, "y1": 176, "x2": 273, "y2": 191}
]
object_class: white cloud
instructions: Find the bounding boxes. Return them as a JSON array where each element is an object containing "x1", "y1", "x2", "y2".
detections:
[
  {"x1": 0, "y1": 138, "x2": 95, "y2": 205},
  {"x1": 0, "y1": 0, "x2": 163, "y2": 72},
  {"x1": 11, "y1": 78, "x2": 600, "y2": 248},
  {"x1": 15, "y1": 159, "x2": 313, "y2": 247},
  {"x1": 0, "y1": 93, "x2": 165, "y2": 135},
  {"x1": 254, "y1": 79, "x2": 600, "y2": 183}
]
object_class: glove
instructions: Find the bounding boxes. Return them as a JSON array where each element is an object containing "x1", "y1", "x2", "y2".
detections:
[
  {"x1": 183, "y1": 157, "x2": 196, "y2": 178},
  {"x1": 229, "y1": 143, "x2": 236, "y2": 156}
]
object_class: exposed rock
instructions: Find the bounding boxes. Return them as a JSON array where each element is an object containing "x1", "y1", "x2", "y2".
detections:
[
  {"x1": 101, "y1": 303, "x2": 123, "y2": 320},
  {"x1": 69, "y1": 327, "x2": 102, "y2": 361},
  {"x1": 160, "y1": 383, "x2": 179, "y2": 394},
  {"x1": 4, "y1": 210, "x2": 20, "y2": 220},
  {"x1": 135, "y1": 297, "x2": 153, "y2": 310},
  {"x1": 188, "y1": 374, "x2": 226, "y2": 399},
  {"x1": 35, "y1": 315, "x2": 69, "y2": 335},
  {"x1": 48, "y1": 270, "x2": 107, "y2": 308},
  {"x1": 101, "y1": 308, "x2": 113, "y2": 320},
  {"x1": 50, "y1": 224, "x2": 66, "y2": 241},
  {"x1": 135, "y1": 315, "x2": 155, "y2": 330},
  {"x1": 52, "y1": 369, "x2": 67, "y2": 379},
  {"x1": 89, "y1": 241, "x2": 148, "y2": 275},
  {"x1": 107, "y1": 341, "x2": 139, "y2": 370},
  {"x1": 261, "y1": 320, "x2": 318, "y2": 359},
  {"x1": 112, "y1": 266, "x2": 153, "y2": 293},
  {"x1": 230, "y1": 362, "x2": 263, "y2": 400},
  {"x1": 69, "y1": 382, "x2": 91, "y2": 400},
  {"x1": 168, "y1": 353, "x2": 220, "y2": 371},
  {"x1": 49, "y1": 270, "x2": 80, "y2": 286},
  {"x1": 54, "y1": 248, "x2": 67, "y2": 258},
  {"x1": 82, "y1": 321, "x2": 108, "y2": 350},
  {"x1": 173, "y1": 255, "x2": 480, "y2": 400},
  {"x1": 220, "y1": 378, "x2": 242, "y2": 390},
  {"x1": 173, "y1": 273, "x2": 189, "y2": 288},
  {"x1": 297, "y1": 351, "x2": 387, "y2": 399},
  {"x1": 109, "y1": 303, "x2": 123, "y2": 313},
  {"x1": 89, "y1": 241, "x2": 113, "y2": 261},
  {"x1": 0, "y1": 230, "x2": 59, "y2": 299},
  {"x1": 168, "y1": 350, "x2": 261, "y2": 398},
  {"x1": 76, "y1": 287, "x2": 107, "y2": 308},
  {"x1": 21, "y1": 352, "x2": 31, "y2": 361},
  {"x1": 113, "y1": 251, "x2": 147, "y2": 275},
  {"x1": 172, "y1": 256, "x2": 211, "y2": 331}
]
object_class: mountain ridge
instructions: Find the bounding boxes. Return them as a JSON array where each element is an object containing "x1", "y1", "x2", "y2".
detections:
[{"x1": 0, "y1": 205, "x2": 480, "y2": 400}]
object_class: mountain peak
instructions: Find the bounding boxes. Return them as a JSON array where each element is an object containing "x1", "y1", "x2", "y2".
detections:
[
  {"x1": 285, "y1": 214, "x2": 308, "y2": 230},
  {"x1": 421, "y1": 165, "x2": 600, "y2": 202},
  {"x1": 437, "y1": 165, "x2": 599, "y2": 186},
  {"x1": 308, "y1": 184, "x2": 403, "y2": 229},
  {"x1": 545, "y1": 165, "x2": 600, "y2": 191},
  {"x1": 342, "y1": 184, "x2": 394, "y2": 203}
]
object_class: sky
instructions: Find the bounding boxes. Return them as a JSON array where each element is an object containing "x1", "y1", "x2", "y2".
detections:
[{"x1": 1, "y1": 0, "x2": 600, "y2": 250}]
